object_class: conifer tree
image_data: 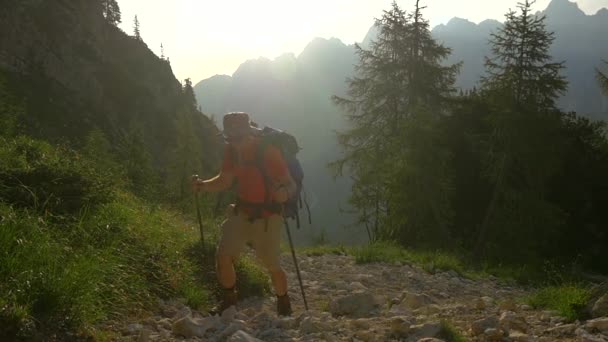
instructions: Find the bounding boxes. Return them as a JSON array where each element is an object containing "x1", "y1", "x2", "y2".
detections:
[
  {"x1": 333, "y1": 1, "x2": 459, "y2": 245},
  {"x1": 598, "y1": 60, "x2": 608, "y2": 95},
  {"x1": 133, "y1": 15, "x2": 142, "y2": 40},
  {"x1": 101, "y1": 0, "x2": 121, "y2": 25},
  {"x1": 475, "y1": 0, "x2": 568, "y2": 259},
  {"x1": 482, "y1": 0, "x2": 567, "y2": 109}
]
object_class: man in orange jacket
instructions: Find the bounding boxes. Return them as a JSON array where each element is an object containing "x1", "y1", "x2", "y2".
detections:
[{"x1": 192, "y1": 112, "x2": 297, "y2": 316}]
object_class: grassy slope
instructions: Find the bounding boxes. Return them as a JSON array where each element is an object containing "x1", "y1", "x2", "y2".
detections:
[{"x1": 0, "y1": 136, "x2": 270, "y2": 340}]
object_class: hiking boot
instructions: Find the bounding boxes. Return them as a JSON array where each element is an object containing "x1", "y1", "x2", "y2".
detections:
[
  {"x1": 219, "y1": 287, "x2": 237, "y2": 313},
  {"x1": 277, "y1": 293, "x2": 292, "y2": 316}
]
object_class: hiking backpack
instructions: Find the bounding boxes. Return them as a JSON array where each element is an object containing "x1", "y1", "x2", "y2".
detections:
[
  {"x1": 254, "y1": 126, "x2": 311, "y2": 228},
  {"x1": 219, "y1": 126, "x2": 311, "y2": 228}
]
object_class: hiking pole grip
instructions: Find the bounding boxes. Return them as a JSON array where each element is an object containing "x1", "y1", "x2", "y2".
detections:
[
  {"x1": 192, "y1": 175, "x2": 206, "y2": 262},
  {"x1": 284, "y1": 218, "x2": 308, "y2": 311}
]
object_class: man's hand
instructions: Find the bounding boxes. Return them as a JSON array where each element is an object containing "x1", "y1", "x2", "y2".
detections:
[
  {"x1": 191, "y1": 175, "x2": 206, "y2": 193},
  {"x1": 274, "y1": 185, "x2": 290, "y2": 203}
]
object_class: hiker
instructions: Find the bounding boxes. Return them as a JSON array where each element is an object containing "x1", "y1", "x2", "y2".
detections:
[{"x1": 192, "y1": 112, "x2": 297, "y2": 316}]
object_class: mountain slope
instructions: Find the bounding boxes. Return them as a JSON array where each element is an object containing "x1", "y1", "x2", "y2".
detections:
[{"x1": 0, "y1": 0, "x2": 220, "y2": 192}]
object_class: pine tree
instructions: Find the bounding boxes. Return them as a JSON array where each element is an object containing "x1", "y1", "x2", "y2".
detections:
[
  {"x1": 133, "y1": 15, "x2": 142, "y2": 40},
  {"x1": 101, "y1": 0, "x2": 121, "y2": 25},
  {"x1": 482, "y1": 0, "x2": 567, "y2": 109},
  {"x1": 160, "y1": 43, "x2": 165, "y2": 60},
  {"x1": 332, "y1": 1, "x2": 459, "y2": 245},
  {"x1": 598, "y1": 60, "x2": 608, "y2": 95},
  {"x1": 474, "y1": 0, "x2": 568, "y2": 259}
]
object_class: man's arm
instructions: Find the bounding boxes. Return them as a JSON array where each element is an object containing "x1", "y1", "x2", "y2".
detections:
[{"x1": 194, "y1": 171, "x2": 234, "y2": 193}]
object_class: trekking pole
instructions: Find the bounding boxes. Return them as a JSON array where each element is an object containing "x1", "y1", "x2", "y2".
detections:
[
  {"x1": 192, "y1": 175, "x2": 207, "y2": 262},
  {"x1": 284, "y1": 218, "x2": 308, "y2": 311}
]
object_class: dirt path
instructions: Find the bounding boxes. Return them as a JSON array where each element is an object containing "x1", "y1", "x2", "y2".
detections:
[{"x1": 119, "y1": 253, "x2": 608, "y2": 341}]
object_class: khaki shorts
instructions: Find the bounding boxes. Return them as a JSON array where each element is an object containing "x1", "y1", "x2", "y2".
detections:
[{"x1": 217, "y1": 211, "x2": 283, "y2": 272}]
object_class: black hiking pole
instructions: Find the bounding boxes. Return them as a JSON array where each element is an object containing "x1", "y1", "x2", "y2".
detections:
[
  {"x1": 192, "y1": 175, "x2": 207, "y2": 263},
  {"x1": 284, "y1": 218, "x2": 308, "y2": 311}
]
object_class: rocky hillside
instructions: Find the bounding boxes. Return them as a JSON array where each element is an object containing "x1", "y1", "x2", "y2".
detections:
[{"x1": 119, "y1": 253, "x2": 608, "y2": 341}]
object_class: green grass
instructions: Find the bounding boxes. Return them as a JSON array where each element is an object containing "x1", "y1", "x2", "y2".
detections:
[
  {"x1": 297, "y1": 244, "x2": 349, "y2": 256},
  {"x1": 0, "y1": 136, "x2": 270, "y2": 339},
  {"x1": 439, "y1": 320, "x2": 467, "y2": 342},
  {"x1": 526, "y1": 284, "x2": 590, "y2": 321},
  {"x1": 351, "y1": 241, "x2": 468, "y2": 277}
]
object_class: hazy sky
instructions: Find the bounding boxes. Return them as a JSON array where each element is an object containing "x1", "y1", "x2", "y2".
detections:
[{"x1": 117, "y1": 0, "x2": 608, "y2": 83}]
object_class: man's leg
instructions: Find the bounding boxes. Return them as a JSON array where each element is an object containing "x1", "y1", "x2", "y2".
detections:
[
  {"x1": 270, "y1": 268, "x2": 288, "y2": 296},
  {"x1": 216, "y1": 254, "x2": 236, "y2": 289},
  {"x1": 216, "y1": 213, "x2": 247, "y2": 310},
  {"x1": 252, "y1": 215, "x2": 292, "y2": 316}
]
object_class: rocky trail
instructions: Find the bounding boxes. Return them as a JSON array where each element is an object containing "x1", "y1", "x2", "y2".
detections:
[{"x1": 118, "y1": 253, "x2": 608, "y2": 342}]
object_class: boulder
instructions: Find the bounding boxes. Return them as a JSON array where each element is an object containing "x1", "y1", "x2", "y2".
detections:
[
  {"x1": 171, "y1": 316, "x2": 207, "y2": 338},
  {"x1": 401, "y1": 291, "x2": 434, "y2": 309},
  {"x1": 389, "y1": 316, "x2": 415, "y2": 337},
  {"x1": 586, "y1": 317, "x2": 608, "y2": 332},
  {"x1": 592, "y1": 294, "x2": 608, "y2": 318},
  {"x1": 470, "y1": 316, "x2": 499, "y2": 336},
  {"x1": 408, "y1": 321, "x2": 442, "y2": 340},
  {"x1": 227, "y1": 330, "x2": 264, "y2": 342},
  {"x1": 499, "y1": 311, "x2": 528, "y2": 333},
  {"x1": 328, "y1": 291, "x2": 383, "y2": 317}
]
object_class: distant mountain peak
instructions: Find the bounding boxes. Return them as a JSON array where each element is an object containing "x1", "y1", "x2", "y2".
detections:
[
  {"x1": 446, "y1": 17, "x2": 477, "y2": 29},
  {"x1": 544, "y1": 0, "x2": 585, "y2": 17},
  {"x1": 597, "y1": 7, "x2": 608, "y2": 16}
]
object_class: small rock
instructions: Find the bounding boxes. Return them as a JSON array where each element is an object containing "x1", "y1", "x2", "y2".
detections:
[
  {"x1": 546, "y1": 323, "x2": 577, "y2": 336},
  {"x1": 137, "y1": 329, "x2": 152, "y2": 342},
  {"x1": 473, "y1": 297, "x2": 486, "y2": 310},
  {"x1": 409, "y1": 321, "x2": 442, "y2": 339},
  {"x1": 592, "y1": 294, "x2": 608, "y2": 318},
  {"x1": 349, "y1": 281, "x2": 368, "y2": 291},
  {"x1": 124, "y1": 323, "x2": 144, "y2": 335},
  {"x1": 576, "y1": 327, "x2": 608, "y2": 342},
  {"x1": 484, "y1": 328, "x2": 505, "y2": 341},
  {"x1": 300, "y1": 316, "x2": 331, "y2": 335},
  {"x1": 350, "y1": 318, "x2": 372, "y2": 330},
  {"x1": 509, "y1": 331, "x2": 532, "y2": 342},
  {"x1": 328, "y1": 291, "x2": 383, "y2": 318},
  {"x1": 425, "y1": 304, "x2": 442, "y2": 315},
  {"x1": 220, "y1": 320, "x2": 248, "y2": 338},
  {"x1": 389, "y1": 316, "x2": 414, "y2": 337},
  {"x1": 221, "y1": 305, "x2": 238, "y2": 323},
  {"x1": 540, "y1": 310, "x2": 559, "y2": 322},
  {"x1": 418, "y1": 338, "x2": 446, "y2": 342},
  {"x1": 157, "y1": 318, "x2": 172, "y2": 330},
  {"x1": 401, "y1": 291, "x2": 434, "y2": 309},
  {"x1": 275, "y1": 316, "x2": 297, "y2": 329},
  {"x1": 227, "y1": 330, "x2": 264, "y2": 342},
  {"x1": 353, "y1": 330, "x2": 375, "y2": 341},
  {"x1": 482, "y1": 296, "x2": 495, "y2": 306},
  {"x1": 499, "y1": 298, "x2": 518, "y2": 311},
  {"x1": 519, "y1": 304, "x2": 533, "y2": 311},
  {"x1": 172, "y1": 316, "x2": 207, "y2": 338},
  {"x1": 470, "y1": 316, "x2": 499, "y2": 336},
  {"x1": 499, "y1": 311, "x2": 528, "y2": 333},
  {"x1": 387, "y1": 303, "x2": 413, "y2": 317},
  {"x1": 550, "y1": 315, "x2": 567, "y2": 324},
  {"x1": 586, "y1": 317, "x2": 608, "y2": 332},
  {"x1": 171, "y1": 306, "x2": 192, "y2": 322}
]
